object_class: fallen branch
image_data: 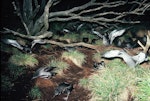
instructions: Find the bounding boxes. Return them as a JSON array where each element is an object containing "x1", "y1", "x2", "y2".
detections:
[
  {"x1": 2, "y1": 28, "x2": 53, "y2": 40},
  {"x1": 137, "y1": 30, "x2": 150, "y2": 53},
  {"x1": 44, "y1": 40, "x2": 100, "y2": 51}
]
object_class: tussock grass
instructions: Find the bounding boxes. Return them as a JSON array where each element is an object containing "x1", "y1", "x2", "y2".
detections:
[
  {"x1": 93, "y1": 40, "x2": 103, "y2": 46},
  {"x1": 29, "y1": 86, "x2": 42, "y2": 100},
  {"x1": 79, "y1": 59, "x2": 150, "y2": 101},
  {"x1": 9, "y1": 53, "x2": 38, "y2": 68},
  {"x1": 49, "y1": 59, "x2": 69, "y2": 75},
  {"x1": 92, "y1": 52, "x2": 102, "y2": 62},
  {"x1": 62, "y1": 50, "x2": 86, "y2": 67}
]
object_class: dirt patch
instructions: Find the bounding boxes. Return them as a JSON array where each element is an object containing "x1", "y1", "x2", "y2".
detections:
[
  {"x1": 1, "y1": 45, "x2": 149, "y2": 101},
  {"x1": 33, "y1": 47, "x2": 96, "y2": 101}
]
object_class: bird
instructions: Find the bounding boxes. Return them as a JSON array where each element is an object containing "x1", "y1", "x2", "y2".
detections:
[
  {"x1": 76, "y1": 23, "x2": 84, "y2": 31},
  {"x1": 132, "y1": 52, "x2": 148, "y2": 65},
  {"x1": 2, "y1": 39, "x2": 24, "y2": 50},
  {"x1": 63, "y1": 46, "x2": 76, "y2": 52},
  {"x1": 102, "y1": 50, "x2": 148, "y2": 67},
  {"x1": 31, "y1": 39, "x2": 46, "y2": 49},
  {"x1": 53, "y1": 82, "x2": 73, "y2": 101},
  {"x1": 91, "y1": 29, "x2": 103, "y2": 38},
  {"x1": 91, "y1": 29, "x2": 110, "y2": 46},
  {"x1": 93, "y1": 61, "x2": 105, "y2": 70},
  {"x1": 102, "y1": 50, "x2": 121, "y2": 58},
  {"x1": 32, "y1": 66, "x2": 57, "y2": 80},
  {"x1": 2, "y1": 39, "x2": 32, "y2": 53},
  {"x1": 102, "y1": 34, "x2": 110, "y2": 46},
  {"x1": 62, "y1": 28, "x2": 70, "y2": 33},
  {"x1": 108, "y1": 29, "x2": 126, "y2": 44}
]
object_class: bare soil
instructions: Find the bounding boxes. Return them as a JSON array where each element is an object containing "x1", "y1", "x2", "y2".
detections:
[{"x1": 1, "y1": 45, "x2": 149, "y2": 101}]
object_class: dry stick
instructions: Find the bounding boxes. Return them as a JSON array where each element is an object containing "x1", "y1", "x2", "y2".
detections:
[
  {"x1": 48, "y1": 0, "x2": 148, "y2": 25},
  {"x1": 2, "y1": 28, "x2": 53, "y2": 40},
  {"x1": 44, "y1": 40, "x2": 100, "y2": 51},
  {"x1": 137, "y1": 30, "x2": 150, "y2": 53}
]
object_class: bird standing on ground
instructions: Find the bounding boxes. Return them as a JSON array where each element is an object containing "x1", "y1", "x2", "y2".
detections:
[
  {"x1": 53, "y1": 82, "x2": 73, "y2": 101},
  {"x1": 32, "y1": 66, "x2": 57, "y2": 80}
]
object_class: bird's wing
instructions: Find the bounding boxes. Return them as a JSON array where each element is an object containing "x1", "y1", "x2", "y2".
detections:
[
  {"x1": 102, "y1": 50, "x2": 120, "y2": 58},
  {"x1": 132, "y1": 52, "x2": 146, "y2": 64},
  {"x1": 103, "y1": 36, "x2": 109, "y2": 46},
  {"x1": 109, "y1": 29, "x2": 125, "y2": 44},
  {"x1": 31, "y1": 39, "x2": 46, "y2": 48},
  {"x1": 118, "y1": 51, "x2": 136, "y2": 67},
  {"x1": 2, "y1": 39, "x2": 23, "y2": 50},
  {"x1": 92, "y1": 29, "x2": 103, "y2": 38}
]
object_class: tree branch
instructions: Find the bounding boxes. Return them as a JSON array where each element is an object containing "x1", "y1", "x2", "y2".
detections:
[{"x1": 2, "y1": 28, "x2": 53, "y2": 40}]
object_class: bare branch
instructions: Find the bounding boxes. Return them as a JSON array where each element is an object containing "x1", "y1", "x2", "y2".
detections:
[
  {"x1": 2, "y1": 28, "x2": 53, "y2": 40},
  {"x1": 32, "y1": 0, "x2": 53, "y2": 35},
  {"x1": 137, "y1": 30, "x2": 150, "y2": 53}
]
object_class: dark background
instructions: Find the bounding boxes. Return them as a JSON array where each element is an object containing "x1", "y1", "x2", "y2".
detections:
[{"x1": 0, "y1": 0, "x2": 150, "y2": 30}]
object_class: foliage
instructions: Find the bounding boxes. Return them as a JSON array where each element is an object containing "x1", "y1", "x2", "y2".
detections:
[
  {"x1": 29, "y1": 86, "x2": 42, "y2": 100},
  {"x1": 79, "y1": 59, "x2": 150, "y2": 101},
  {"x1": 1, "y1": 75, "x2": 14, "y2": 92},
  {"x1": 9, "y1": 53, "x2": 38, "y2": 68},
  {"x1": 8, "y1": 64, "x2": 25, "y2": 80},
  {"x1": 94, "y1": 40, "x2": 103, "y2": 46},
  {"x1": 135, "y1": 71, "x2": 150, "y2": 101},
  {"x1": 79, "y1": 78, "x2": 89, "y2": 87},
  {"x1": 92, "y1": 52, "x2": 102, "y2": 62},
  {"x1": 80, "y1": 31, "x2": 97, "y2": 43},
  {"x1": 49, "y1": 59, "x2": 69, "y2": 74},
  {"x1": 62, "y1": 50, "x2": 86, "y2": 67}
]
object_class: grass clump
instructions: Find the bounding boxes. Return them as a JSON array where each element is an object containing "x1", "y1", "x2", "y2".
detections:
[
  {"x1": 62, "y1": 50, "x2": 86, "y2": 67},
  {"x1": 49, "y1": 59, "x2": 69, "y2": 74},
  {"x1": 92, "y1": 52, "x2": 102, "y2": 62},
  {"x1": 135, "y1": 70, "x2": 150, "y2": 101},
  {"x1": 79, "y1": 59, "x2": 150, "y2": 101},
  {"x1": 29, "y1": 86, "x2": 42, "y2": 100},
  {"x1": 9, "y1": 53, "x2": 38, "y2": 68},
  {"x1": 60, "y1": 33, "x2": 79, "y2": 42},
  {"x1": 94, "y1": 40, "x2": 103, "y2": 46},
  {"x1": 80, "y1": 31, "x2": 97, "y2": 42}
]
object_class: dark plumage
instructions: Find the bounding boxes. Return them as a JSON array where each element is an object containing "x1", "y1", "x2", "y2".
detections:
[
  {"x1": 53, "y1": 82, "x2": 73, "y2": 101},
  {"x1": 93, "y1": 61, "x2": 105, "y2": 70}
]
